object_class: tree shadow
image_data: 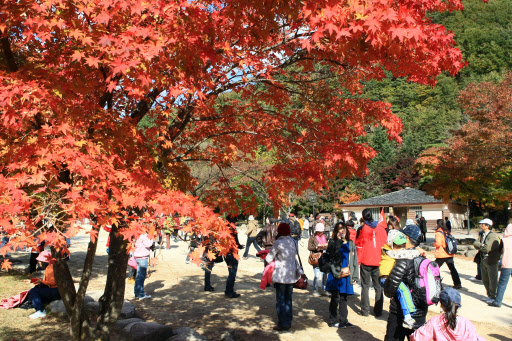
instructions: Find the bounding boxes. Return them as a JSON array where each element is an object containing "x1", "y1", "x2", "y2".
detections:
[{"x1": 488, "y1": 334, "x2": 512, "y2": 341}]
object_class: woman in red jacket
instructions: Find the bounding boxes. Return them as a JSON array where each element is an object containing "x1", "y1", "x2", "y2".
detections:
[
  {"x1": 28, "y1": 251, "x2": 61, "y2": 319},
  {"x1": 434, "y1": 219, "x2": 461, "y2": 289}
]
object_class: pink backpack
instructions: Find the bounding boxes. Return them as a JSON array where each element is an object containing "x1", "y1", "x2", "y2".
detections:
[{"x1": 413, "y1": 257, "x2": 442, "y2": 306}]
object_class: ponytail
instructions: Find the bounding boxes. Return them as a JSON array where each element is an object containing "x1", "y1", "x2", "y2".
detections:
[{"x1": 443, "y1": 302, "x2": 459, "y2": 330}]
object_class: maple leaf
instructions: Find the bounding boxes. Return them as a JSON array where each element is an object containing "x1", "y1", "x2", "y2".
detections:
[
  {"x1": 1, "y1": 259, "x2": 12, "y2": 272},
  {"x1": 72, "y1": 50, "x2": 85, "y2": 62}
]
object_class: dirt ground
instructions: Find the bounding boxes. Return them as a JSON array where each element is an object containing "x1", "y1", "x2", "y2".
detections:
[{"x1": 1, "y1": 226, "x2": 512, "y2": 341}]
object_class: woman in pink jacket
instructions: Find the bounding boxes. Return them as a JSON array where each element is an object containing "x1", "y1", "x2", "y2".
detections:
[
  {"x1": 411, "y1": 288, "x2": 485, "y2": 341},
  {"x1": 133, "y1": 233, "x2": 154, "y2": 300}
]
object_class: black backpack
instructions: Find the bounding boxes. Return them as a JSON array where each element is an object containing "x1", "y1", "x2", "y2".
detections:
[{"x1": 441, "y1": 231, "x2": 457, "y2": 255}]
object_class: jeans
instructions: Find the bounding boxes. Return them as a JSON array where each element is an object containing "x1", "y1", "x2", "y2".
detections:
[
  {"x1": 476, "y1": 261, "x2": 482, "y2": 280},
  {"x1": 435, "y1": 257, "x2": 461, "y2": 286},
  {"x1": 481, "y1": 258, "x2": 499, "y2": 299},
  {"x1": 204, "y1": 260, "x2": 215, "y2": 289},
  {"x1": 313, "y1": 267, "x2": 324, "y2": 291},
  {"x1": 494, "y1": 267, "x2": 512, "y2": 306},
  {"x1": 275, "y1": 283, "x2": 293, "y2": 328},
  {"x1": 134, "y1": 258, "x2": 148, "y2": 298},
  {"x1": 360, "y1": 264, "x2": 383, "y2": 316},
  {"x1": 243, "y1": 237, "x2": 261, "y2": 257},
  {"x1": 29, "y1": 286, "x2": 61, "y2": 312},
  {"x1": 224, "y1": 254, "x2": 238, "y2": 294},
  {"x1": 329, "y1": 291, "x2": 348, "y2": 325}
]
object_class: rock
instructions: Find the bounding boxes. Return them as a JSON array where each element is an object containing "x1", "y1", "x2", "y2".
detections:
[
  {"x1": 456, "y1": 251, "x2": 466, "y2": 256},
  {"x1": 220, "y1": 330, "x2": 244, "y2": 341},
  {"x1": 114, "y1": 318, "x2": 144, "y2": 332},
  {"x1": 119, "y1": 322, "x2": 173, "y2": 341},
  {"x1": 84, "y1": 295, "x2": 96, "y2": 304},
  {"x1": 48, "y1": 300, "x2": 68, "y2": 319},
  {"x1": 465, "y1": 249, "x2": 478, "y2": 258},
  {"x1": 458, "y1": 238, "x2": 476, "y2": 245},
  {"x1": 168, "y1": 327, "x2": 208, "y2": 341},
  {"x1": 119, "y1": 300, "x2": 136, "y2": 319},
  {"x1": 455, "y1": 245, "x2": 469, "y2": 251},
  {"x1": 85, "y1": 301, "x2": 100, "y2": 315}
]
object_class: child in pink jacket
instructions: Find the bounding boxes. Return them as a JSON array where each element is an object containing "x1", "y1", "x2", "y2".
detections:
[{"x1": 411, "y1": 288, "x2": 485, "y2": 341}]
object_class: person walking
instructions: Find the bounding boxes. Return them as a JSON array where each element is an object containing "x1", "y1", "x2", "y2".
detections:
[
  {"x1": 489, "y1": 223, "x2": 512, "y2": 307},
  {"x1": 434, "y1": 219, "x2": 462, "y2": 289},
  {"x1": 473, "y1": 218, "x2": 501, "y2": 304},
  {"x1": 308, "y1": 222, "x2": 328, "y2": 297},
  {"x1": 355, "y1": 208, "x2": 387, "y2": 317},
  {"x1": 411, "y1": 288, "x2": 485, "y2": 341},
  {"x1": 265, "y1": 223, "x2": 303, "y2": 331},
  {"x1": 133, "y1": 233, "x2": 154, "y2": 300},
  {"x1": 243, "y1": 215, "x2": 261, "y2": 259},
  {"x1": 325, "y1": 222, "x2": 359, "y2": 328}
]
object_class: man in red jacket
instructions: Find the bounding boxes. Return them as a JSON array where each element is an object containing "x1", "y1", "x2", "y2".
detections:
[{"x1": 355, "y1": 208, "x2": 387, "y2": 317}]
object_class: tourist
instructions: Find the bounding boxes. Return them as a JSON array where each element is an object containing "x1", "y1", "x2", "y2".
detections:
[
  {"x1": 265, "y1": 223, "x2": 303, "y2": 331},
  {"x1": 302, "y1": 215, "x2": 310, "y2": 239},
  {"x1": 308, "y1": 222, "x2": 328, "y2": 297},
  {"x1": 419, "y1": 217, "x2": 427, "y2": 242},
  {"x1": 288, "y1": 213, "x2": 302, "y2": 250},
  {"x1": 324, "y1": 222, "x2": 359, "y2": 328},
  {"x1": 355, "y1": 208, "x2": 387, "y2": 317},
  {"x1": 410, "y1": 288, "x2": 485, "y2": 341},
  {"x1": 27, "y1": 251, "x2": 61, "y2": 319},
  {"x1": 242, "y1": 215, "x2": 260, "y2": 259},
  {"x1": 133, "y1": 233, "x2": 154, "y2": 300},
  {"x1": 473, "y1": 218, "x2": 500, "y2": 304},
  {"x1": 445, "y1": 217, "x2": 452, "y2": 232},
  {"x1": 434, "y1": 219, "x2": 462, "y2": 289},
  {"x1": 387, "y1": 216, "x2": 401, "y2": 231},
  {"x1": 489, "y1": 223, "x2": 512, "y2": 307},
  {"x1": 224, "y1": 220, "x2": 243, "y2": 298},
  {"x1": 255, "y1": 217, "x2": 279, "y2": 268}
]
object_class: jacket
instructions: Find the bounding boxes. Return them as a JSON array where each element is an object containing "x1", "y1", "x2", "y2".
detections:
[
  {"x1": 380, "y1": 246, "x2": 421, "y2": 278},
  {"x1": 434, "y1": 228, "x2": 453, "y2": 259},
  {"x1": 474, "y1": 231, "x2": 501, "y2": 264},
  {"x1": 308, "y1": 233, "x2": 327, "y2": 252},
  {"x1": 384, "y1": 254, "x2": 428, "y2": 321},
  {"x1": 246, "y1": 220, "x2": 258, "y2": 237},
  {"x1": 325, "y1": 239, "x2": 359, "y2": 283},
  {"x1": 410, "y1": 314, "x2": 486, "y2": 341},
  {"x1": 133, "y1": 234, "x2": 153, "y2": 259},
  {"x1": 42, "y1": 264, "x2": 57, "y2": 288},
  {"x1": 355, "y1": 220, "x2": 387, "y2": 266},
  {"x1": 256, "y1": 223, "x2": 278, "y2": 248},
  {"x1": 501, "y1": 224, "x2": 512, "y2": 269},
  {"x1": 289, "y1": 219, "x2": 301, "y2": 240},
  {"x1": 265, "y1": 236, "x2": 302, "y2": 284},
  {"x1": 260, "y1": 262, "x2": 275, "y2": 289}
]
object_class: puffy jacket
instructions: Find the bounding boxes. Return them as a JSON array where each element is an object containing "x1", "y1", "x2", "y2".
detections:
[
  {"x1": 355, "y1": 221, "x2": 387, "y2": 266},
  {"x1": 384, "y1": 257, "x2": 428, "y2": 321},
  {"x1": 434, "y1": 228, "x2": 453, "y2": 259}
]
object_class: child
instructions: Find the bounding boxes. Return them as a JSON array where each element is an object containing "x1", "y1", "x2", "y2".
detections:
[
  {"x1": 379, "y1": 230, "x2": 420, "y2": 328},
  {"x1": 411, "y1": 288, "x2": 485, "y2": 340}
]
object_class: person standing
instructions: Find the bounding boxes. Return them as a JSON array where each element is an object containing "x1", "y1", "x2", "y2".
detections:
[
  {"x1": 419, "y1": 217, "x2": 427, "y2": 242},
  {"x1": 289, "y1": 213, "x2": 302, "y2": 251},
  {"x1": 133, "y1": 233, "x2": 154, "y2": 300},
  {"x1": 325, "y1": 222, "x2": 359, "y2": 328},
  {"x1": 444, "y1": 216, "x2": 452, "y2": 232},
  {"x1": 355, "y1": 208, "x2": 387, "y2": 317},
  {"x1": 302, "y1": 215, "x2": 310, "y2": 239},
  {"x1": 224, "y1": 217, "x2": 244, "y2": 298},
  {"x1": 473, "y1": 218, "x2": 501, "y2": 304},
  {"x1": 489, "y1": 223, "x2": 512, "y2": 307},
  {"x1": 242, "y1": 215, "x2": 261, "y2": 259},
  {"x1": 265, "y1": 223, "x2": 302, "y2": 331},
  {"x1": 434, "y1": 219, "x2": 462, "y2": 289},
  {"x1": 308, "y1": 214, "x2": 315, "y2": 236},
  {"x1": 308, "y1": 222, "x2": 328, "y2": 297}
]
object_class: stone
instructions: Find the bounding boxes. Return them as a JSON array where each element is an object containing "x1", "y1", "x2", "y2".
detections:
[
  {"x1": 114, "y1": 318, "x2": 144, "y2": 333},
  {"x1": 84, "y1": 295, "x2": 96, "y2": 304},
  {"x1": 48, "y1": 300, "x2": 68, "y2": 319},
  {"x1": 84, "y1": 301, "x2": 100, "y2": 315},
  {"x1": 465, "y1": 249, "x2": 478, "y2": 258},
  {"x1": 220, "y1": 330, "x2": 244, "y2": 341},
  {"x1": 119, "y1": 300, "x2": 136, "y2": 319},
  {"x1": 168, "y1": 327, "x2": 208, "y2": 341},
  {"x1": 119, "y1": 322, "x2": 173, "y2": 341},
  {"x1": 456, "y1": 251, "x2": 466, "y2": 256}
]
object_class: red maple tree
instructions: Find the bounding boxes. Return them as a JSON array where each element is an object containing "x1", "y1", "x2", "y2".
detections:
[{"x1": 1, "y1": 0, "x2": 466, "y2": 338}]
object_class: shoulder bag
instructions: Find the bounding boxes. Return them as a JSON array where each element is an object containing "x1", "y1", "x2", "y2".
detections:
[{"x1": 293, "y1": 242, "x2": 308, "y2": 289}]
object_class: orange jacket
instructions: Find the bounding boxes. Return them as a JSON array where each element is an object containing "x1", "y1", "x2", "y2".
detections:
[
  {"x1": 434, "y1": 228, "x2": 452, "y2": 259},
  {"x1": 42, "y1": 264, "x2": 57, "y2": 288}
]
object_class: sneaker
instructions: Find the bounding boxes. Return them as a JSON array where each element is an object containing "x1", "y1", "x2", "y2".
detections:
[
  {"x1": 225, "y1": 292, "x2": 241, "y2": 298},
  {"x1": 329, "y1": 323, "x2": 339, "y2": 328},
  {"x1": 204, "y1": 286, "x2": 215, "y2": 292},
  {"x1": 482, "y1": 297, "x2": 493, "y2": 303},
  {"x1": 489, "y1": 301, "x2": 501, "y2": 307},
  {"x1": 312, "y1": 291, "x2": 321, "y2": 297},
  {"x1": 357, "y1": 311, "x2": 369, "y2": 317},
  {"x1": 453, "y1": 285, "x2": 462, "y2": 289},
  {"x1": 138, "y1": 295, "x2": 151, "y2": 300},
  {"x1": 343, "y1": 322, "x2": 355, "y2": 328},
  {"x1": 469, "y1": 277, "x2": 481, "y2": 282},
  {"x1": 29, "y1": 311, "x2": 46, "y2": 319}
]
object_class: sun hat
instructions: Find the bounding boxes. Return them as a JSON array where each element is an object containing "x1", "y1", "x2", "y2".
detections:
[
  {"x1": 277, "y1": 223, "x2": 291, "y2": 236},
  {"x1": 405, "y1": 219, "x2": 416, "y2": 226},
  {"x1": 35, "y1": 251, "x2": 52, "y2": 263},
  {"x1": 315, "y1": 223, "x2": 325, "y2": 232},
  {"x1": 440, "y1": 287, "x2": 461, "y2": 307},
  {"x1": 478, "y1": 218, "x2": 493, "y2": 226},
  {"x1": 393, "y1": 232, "x2": 407, "y2": 245},
  {"x1": 401, "y1": 225, "x2": 421, "y2": 242}
]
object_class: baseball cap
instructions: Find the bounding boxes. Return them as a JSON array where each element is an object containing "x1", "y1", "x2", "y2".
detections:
[
  {"x1": 478, "y1": 218, "x2": 493, "y2": 226},
  {"x1": 402, "y1": 225, "x2": 421, "y2": 242},
  {"x1": 393, "y1": 233, "x2": 407, "y2": 245},
  {"x1": 440, "y1": 287, "x2": 461, "y2": 307}
]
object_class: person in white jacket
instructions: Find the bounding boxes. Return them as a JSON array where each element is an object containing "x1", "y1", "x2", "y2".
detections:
[
  {"x1": 133, "y1": 233, "x2": 154, "y2": 300},
  {"x1": 265, "y1": 223, "x2": 302, "y2": 331}
]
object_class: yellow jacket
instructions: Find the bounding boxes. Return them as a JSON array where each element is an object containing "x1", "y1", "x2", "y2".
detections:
[{"x1": 379, "y1": 244, "x2": 395, "y2": 277}]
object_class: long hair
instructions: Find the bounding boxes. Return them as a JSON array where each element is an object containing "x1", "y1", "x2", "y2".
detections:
[
  {"x1": 437, "y1": 219, "x2": 449, "y2": 233},
  {"x1": 388, "y1": 216, "x2": 400, "y2": 230},
  {"x1": 442, "y1": 301, "x2": 459, "y2": 330},
  {"x1": 332, "y1": 222, "x2": 349, "y2": 242}
]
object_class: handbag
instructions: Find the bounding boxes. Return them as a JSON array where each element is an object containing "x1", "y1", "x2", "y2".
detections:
[
  {"x1": 128, "y1": 256, "x2": 137, "y2": 270},
  {"x1": 293, "y1": 242, "x2": 308, "y2": 290},
  {"x1": 308, "y1": 252, "x2": 322, "y2": 266},
  {"x1": 337, "y1": 245, "x2": 351, "y2": 279}
]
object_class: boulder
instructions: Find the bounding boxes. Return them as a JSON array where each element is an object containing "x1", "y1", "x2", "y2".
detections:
[
  {"x1": 48, "y1": 300, "x2": 68, "y2": 319},
  {"x1": 114, "y1": 318, "x2": 145, "y2": 333},
  {"x1": 119, "y1": 322, "x2": 173, "y2": 341},
  {"x1": 120, "y1": 300, "x2": 136, "y2": 319},
  {"x1": 465, "y1": 249, "x2": 478, "y2": 258},
  {"x1": 84, "y1": 295, "x2": 95, "y2": 304},
  {"x1": 85, "y1": 301, "x2": 100, "y2": 315},
  {"x1": 220, "y1": 330, "x2": 244, "y2": 341},
  {"x1": 168, "y1": 327, "x2": 208, "y2": 341}
]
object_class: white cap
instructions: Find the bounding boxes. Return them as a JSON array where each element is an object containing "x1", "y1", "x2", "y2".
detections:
[
  {"x1": 478, "y1": 218, "x2": 493, "y2": 226},
  {"x1": 315, "y1": 223, "x2": 325, "y2": 232},
  {"x1": 405, "y1": 219, "x2": 416, "y2": 226},
  {"x1": 248, "y1": 215, "x2": 255, "y2": 221}
]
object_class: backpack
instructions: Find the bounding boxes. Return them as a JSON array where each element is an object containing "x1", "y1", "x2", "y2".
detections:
[
  {"x1": 413, "y1": 256, "x2": 442, "y2": 306},
  {"x1": 441, "y1": 231, "x2": 457, "y2": 255}
]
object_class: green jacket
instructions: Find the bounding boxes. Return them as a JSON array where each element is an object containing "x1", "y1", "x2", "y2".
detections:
[{"x1": 474, "y1": 231, "x2": 501, "y2": 264}]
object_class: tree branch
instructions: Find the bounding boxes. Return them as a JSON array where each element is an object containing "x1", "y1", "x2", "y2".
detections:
[{"x1": 1, "y1": 36, "x2": 18, "y2": 72}]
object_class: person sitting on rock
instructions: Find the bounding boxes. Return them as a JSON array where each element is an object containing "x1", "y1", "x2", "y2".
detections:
[{"x1": 28, "y1": 251, "x2": 61, "y2": 319}]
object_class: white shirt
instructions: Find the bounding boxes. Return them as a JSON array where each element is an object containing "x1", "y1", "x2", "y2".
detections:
[{"x1": 266, "y1": 236, "x2": 302, "y2": 284}]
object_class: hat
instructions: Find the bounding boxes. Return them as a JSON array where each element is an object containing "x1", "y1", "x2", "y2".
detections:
[
  {"x1": 439, "y1": 287, "x2": 461, "y2": 307},
  {"x1": 315, "y1": 223, "x2": 325, "y2": 232},
  {"x1": 277, "y1": 223, "x2": 291, "y2": 236},
  {"x1": 289, "y1": 213, "x2": 295, "y2": 217},
  {"x1": 478, "y1": 218, "x2": 493, "y2": 226},
  {"x1": 248, "y1": 215, "x2": 255, "y2": 221},
  {"x1": 393, "y1": 232, "x2": 407, "y2": 245},
  {"x1": 401, "y1": 225, "x2": 421, "y2": 242},
  {"x1": 405, "y1": 219, "x2": 416, "y2": 226},
  {"x1": 35, "y1": 251, "x2": 52, "y2": 263}
]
